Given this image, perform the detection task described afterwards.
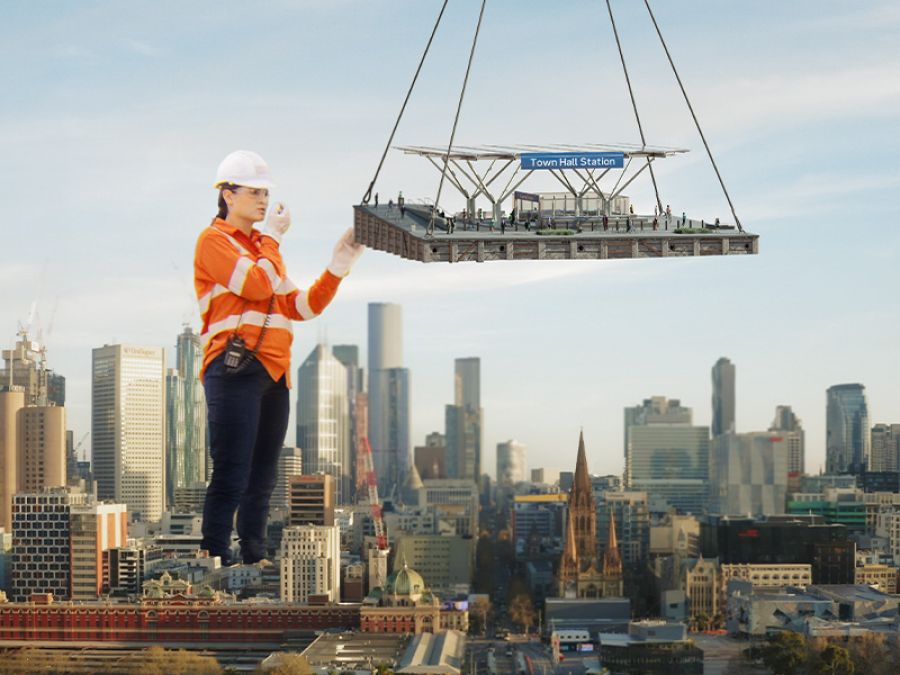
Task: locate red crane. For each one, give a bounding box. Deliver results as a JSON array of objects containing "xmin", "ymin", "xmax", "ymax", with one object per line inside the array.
[{"xmin": 360, "ymin": 436, "xmax": 388, "ymax": 551}]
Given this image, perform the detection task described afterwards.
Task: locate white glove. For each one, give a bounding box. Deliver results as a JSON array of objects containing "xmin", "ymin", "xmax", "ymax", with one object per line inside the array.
[
  {"xmin": 259, "ymin": 202, "xmax": 291, "ymax": 243},
  {"xmin": 328, "ymin": 227, "xmax": 365, "ymax": 278}
]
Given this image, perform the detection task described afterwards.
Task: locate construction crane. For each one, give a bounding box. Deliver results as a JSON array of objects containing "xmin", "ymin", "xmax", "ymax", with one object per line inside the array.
[
  {"xmin": 73, "ymin": 432, "xmax": 89, "ymax": 463},
  {"xmin": 359, "ymin": 436, "xmax": 388, "ymax": 551}
]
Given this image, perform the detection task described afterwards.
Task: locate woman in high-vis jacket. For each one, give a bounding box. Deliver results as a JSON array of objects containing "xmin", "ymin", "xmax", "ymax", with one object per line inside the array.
[{"xmin": 194, "ymin": 150, "xmax": 363, "ymax": 565}]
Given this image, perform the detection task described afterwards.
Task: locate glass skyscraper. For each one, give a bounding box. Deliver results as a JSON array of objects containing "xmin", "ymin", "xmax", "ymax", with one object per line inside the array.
[
  {"xmin": 367, "ymin": 303, "xmax": 410, "ymax": 498},
  {"xmin": 165, "ymin": 327, "xmax": 207, "ymax": 508},
  {"xmin": 711, "ymin": 357, "xmax": 735, "ymax": 437},
  {"xmin": 445, "ymin": 357, "xmax": 482, "ymax": 482},
  {"xmin": 92, "ymin": 344, "xmax": 165, "ymax": 522},
  {"xmin": 296, "ymin": 344, "xmax": 351, "ymax": 504},
  {"xmin": 826, "ymin": 383, "xmax": 869, "ymax": 475},
  {"xmin": 624, "ymin": 397, "xmax": 710, "ymax": 515}
]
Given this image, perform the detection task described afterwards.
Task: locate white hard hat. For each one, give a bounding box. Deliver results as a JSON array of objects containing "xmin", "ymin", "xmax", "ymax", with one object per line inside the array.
[{"xmin": 214, "ymin": 150, "xmax": 276, "ymax": 189}]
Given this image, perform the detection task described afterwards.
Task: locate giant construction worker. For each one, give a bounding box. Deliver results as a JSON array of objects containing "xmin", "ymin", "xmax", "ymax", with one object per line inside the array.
[{"xmin": 194, "ymin": 150, "xmax": 363, "ymax": 565}]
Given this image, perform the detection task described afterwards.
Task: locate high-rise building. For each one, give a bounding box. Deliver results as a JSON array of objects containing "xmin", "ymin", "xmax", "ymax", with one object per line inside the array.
[
  {"xmin": 870, "ymin": 424, "xmax": 900, "ymax": 473},
  {"xmin": 1, "ymin": 333, "xmax": 64, "ymax": 407},
  {"xmin": 297, "ymin": 344, "xmax": 351, "ymax": 504},
  {"xmin": 367, "ymin": 303, "xmax": 410, "ymax": 498},
  {"xmin": 273, "ymin": 447, "xmax": 303, "ymax": 511},
  {"xmin": 445, "ymin": 358, "xmax": 482, "ymax": 482},
  {"xmin": 497, "ymin": 439, "xmax": 527, "ymax": 486},
  {"xmin": 826, "ymin": 384, "xmax": 870, "ymax": 475},
  {"xmin": 769, "ymin": 405, "xmax": 805, "ymax": 479},
  {"xmin": 333, "ymin": 344, "xmax": 364, "ymax": 504},
  {"xmin": 280, "ymin": 524, "xmax": 341, "ymax": 602},
  {"xmin": 711, "ymin": 357, "xmax": 736, "ymax": 437},
  {"xmin": 165, "ymin": 327, "xmax": 207, "ymax": 507},
  {"xmin": 92, "ymin": 345, "xmax": 166, "ymax": 522},
  {"xmin": 710, "ymin": 433, "xmax": 789, "ymax": 516},
  {"xmin": 417, "ymin": 479, "xmax": 480, "ymax": 538},
  {"xmin": 0, "ymin": 389, "xmax": 25, "ymax": 531},
  {"xmin": 597, "ymin": 491, "xmax": 650, "ymax": 566},
  {"xmin": 10, "ymin": 486, "xmax": 90, "ymax": 601},
  {"xmin": 625, "ymin": 397, "xmax": 710, "ymax": 515},
  {"xmin": 414, "ymin": 432, "xmax": 446, "ymax": 480},
  {"xmin": 69, "ymin": 502, "xmax": 128, "ymax": 600},
  {"xmin": 17, "ymin": 405, "xmax": 66, "ymax": 492},
  {"xmin": 288, "ymin": 474, "xmax": 335, "ymax": 527}
]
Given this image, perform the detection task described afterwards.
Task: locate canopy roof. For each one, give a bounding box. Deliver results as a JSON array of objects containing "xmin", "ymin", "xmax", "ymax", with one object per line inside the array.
[{"xmin": 395, "ymin": 142, "xmax": 688, "ymax": 161}]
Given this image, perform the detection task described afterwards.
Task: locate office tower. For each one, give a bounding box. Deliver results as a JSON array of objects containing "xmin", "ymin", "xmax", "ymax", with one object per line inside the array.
[
  {"xmin": 288, "ymin": 474, "xmax": 335, "ymax": 526},
  {"xmin": 280, "ymin": 524, "xmax": 341, "ymax": 602},
  {"xmin": 414, "ymin": 432, "xmax": 447, "ymax": 480},
  {"xmin": 710, "ymin": 433, "xmax": 789, "ymax": 516},
  {"xmin": 497, "ymin": 439, "xmax": 527, "ymax": 486},
  {"xmin": 445, "ymin": 357, "xmax": 483, "ymax": 482},
  {"xmin": 418, "ymin": 479, "xmax": 480, "ymax": 537},
  {"xmin": 367, "ymin": 303, "xmax": 411, "ymax": 498},
  {"xmin": 92, "ymin": 344, "xmax": 166, "ymax": 522},
  {"xmin": 769, "ymin": 405, "xmax": 806, "ymax": 477},
  {"xmin": 10, "ymin": 487, "xmax": 90, "ymax": 601},
  {"xmin": 273, "ymin": 447, "xmax": 303, "ymax": 511},
  {"xmin": 69, "ymin": 502, "xmax": 128, "ymax": 600},
  {"xmin": 711, "ymin": 357, "xmax": 735, "ymax": 437},
  {"xmin": 17, "ymin": 405, "xmax": 66, "ymax": 492},
  {"xmin": 1, "ymin": 333, "xmax": 64, "ymax": 407},
  {"xmin": 870, "ymin": 424, "xmax": 900, "ymax": 473},
  {"xmin": 0, "ymin": 389, "xmax": 24, "ymax": 531},
  {"xmin": 597, "ymin": 490, "xmax": 650, "ymax": 566},
  {"xmin": 624, "ymin": 397, "xmax": 710, "ymax": 515},
  {"xmin": 333, "ymin": 344, "xmax": 364, "ymax": 504},
  {"xmin": 826, "ymin": 384, "xmax": 870, "ymax": 475},
  {"xmin": 297, "ymin": 344, "xmax": 351, "ymax": 504},
  {"xmin": 165, "ymin": 327, "xmax": 207, "ymax": 507}
]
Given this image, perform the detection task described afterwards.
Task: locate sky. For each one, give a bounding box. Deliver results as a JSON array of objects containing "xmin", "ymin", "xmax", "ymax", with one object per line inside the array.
[{"xmin": 2, "ymin": 1, "xmax": 900, "ymax": 479}]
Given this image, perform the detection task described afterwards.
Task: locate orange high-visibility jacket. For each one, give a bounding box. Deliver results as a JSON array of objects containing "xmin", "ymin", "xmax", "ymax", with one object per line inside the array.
[{"xmin": 194, "ymin": 218, "xmax": 341, "ymax": 385}]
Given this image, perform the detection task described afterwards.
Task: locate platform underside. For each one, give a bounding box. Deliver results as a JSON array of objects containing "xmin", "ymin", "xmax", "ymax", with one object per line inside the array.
[{"xmin": 354, "ymin": 205, "xmax": 758, "ymax": 264}]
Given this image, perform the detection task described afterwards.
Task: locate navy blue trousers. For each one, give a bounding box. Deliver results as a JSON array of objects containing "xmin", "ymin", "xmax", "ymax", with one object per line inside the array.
[{"xmin": 201, "ymin": 354, "xmax": 289, "ymax": 564}]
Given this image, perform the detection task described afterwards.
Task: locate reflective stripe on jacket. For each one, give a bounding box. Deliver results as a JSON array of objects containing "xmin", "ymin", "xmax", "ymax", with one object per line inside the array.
[{"xmin": 194, "ymin": 218, "xmax": 341, "ymax": 386}]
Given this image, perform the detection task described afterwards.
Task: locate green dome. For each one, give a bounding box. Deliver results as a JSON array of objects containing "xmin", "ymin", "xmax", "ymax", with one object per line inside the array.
[{"xmin": 387, "ymin": 560, "xmax": 425, "ymax": 597}]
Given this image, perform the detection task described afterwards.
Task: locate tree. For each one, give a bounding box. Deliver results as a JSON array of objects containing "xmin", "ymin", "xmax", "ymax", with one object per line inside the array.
[
  {"xmin": 845, "ymin": 633, "xmax": 890, "ymax": 675},
  {"xmin": 0, "ymin": 649, "xmax": 70, "ymax": 675},
  {"xmin": 123, "ymin": 647, "xmax": 221, "ymax": 675},
  {"xmin": 509, "ymin": 593, "xmax": 535, "ymax": 636},
  {"xmin": 255, "ymin": 653, "xmax": 314, "ymax": 675},
  {"xmin": 694, "ymin": 612, "xmax": 710, "ymax": 633},
  {"xmin": 469, "ymin": 595, "xmax": 492, "ymax": 637},
  {"xmin": 759, "ymin": 632, "xmax": 807, "ymax": 675},
  {"xmin": 818, "ymin": 645, "xmax": 855, "ymax": 675}
]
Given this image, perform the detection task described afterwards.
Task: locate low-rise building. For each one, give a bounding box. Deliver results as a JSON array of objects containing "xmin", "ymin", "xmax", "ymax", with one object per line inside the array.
[
  {"xmin": 598, "ymin": 621, "xmax": 702, "ymax": 675},
  {"xmin": 360, "ymin": 560, "xmax": 468, "ymax": 634}
]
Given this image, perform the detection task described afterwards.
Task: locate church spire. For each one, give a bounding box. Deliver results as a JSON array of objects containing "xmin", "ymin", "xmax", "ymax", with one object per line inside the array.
[
  {"xmin": 603, "ymin": 509, "xmax": 622, "ymax": 576},
  {"xmin": 574, "ymin": 429, "xmax": 591, "ymax": 495}
]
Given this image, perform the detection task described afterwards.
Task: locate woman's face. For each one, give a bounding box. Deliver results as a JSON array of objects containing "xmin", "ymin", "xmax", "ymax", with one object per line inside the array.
[{"xmin": 224, "ymin": 186, "xmax": 270, "ymax": 223}]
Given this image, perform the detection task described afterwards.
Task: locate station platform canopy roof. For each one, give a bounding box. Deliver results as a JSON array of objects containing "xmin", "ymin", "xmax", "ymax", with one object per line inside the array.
[{"xmin": 395, "ymin": 142, "xmax": 688, "ymax": 161}]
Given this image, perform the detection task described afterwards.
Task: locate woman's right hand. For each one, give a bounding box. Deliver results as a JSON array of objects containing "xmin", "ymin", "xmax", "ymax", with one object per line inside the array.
[{"xmin": 260, "ymin": 202, "xmax": 291, "ymax": 243}]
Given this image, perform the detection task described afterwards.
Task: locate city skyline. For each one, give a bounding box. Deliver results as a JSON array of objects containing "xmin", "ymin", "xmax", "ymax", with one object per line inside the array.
[{"xmin": 4, "ymin": 1, "xmax": 900, "ymax": 478}]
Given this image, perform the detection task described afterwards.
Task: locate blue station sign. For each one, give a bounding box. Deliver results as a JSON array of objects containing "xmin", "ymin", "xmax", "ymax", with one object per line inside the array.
[{"xmin": 520, "ymin": 151, "xmax": 625, "ymax": 170}]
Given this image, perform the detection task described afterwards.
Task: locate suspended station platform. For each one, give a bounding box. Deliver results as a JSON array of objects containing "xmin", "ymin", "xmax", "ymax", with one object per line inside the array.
[
  {"xmin": 354, "ymin": 203, "xmax": 758, "ymax": 264},
  {"xmin": 354, "ymin": 144, "xmax": 758, "ymax": 264}
]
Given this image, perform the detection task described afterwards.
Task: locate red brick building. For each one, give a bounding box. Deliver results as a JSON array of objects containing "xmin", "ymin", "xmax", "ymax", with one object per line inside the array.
[{"xmin": 0, "ymin": 589, "xmax": 359, "ymax": 643}]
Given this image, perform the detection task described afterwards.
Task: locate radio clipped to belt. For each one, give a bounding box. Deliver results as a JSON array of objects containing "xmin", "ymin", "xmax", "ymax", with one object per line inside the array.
[{"xmin": 223, "ymin": 295, "xmax": 275, "ymax": 375}]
